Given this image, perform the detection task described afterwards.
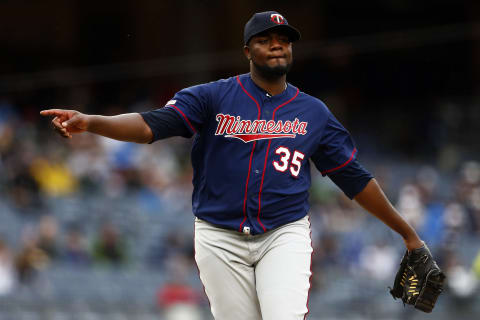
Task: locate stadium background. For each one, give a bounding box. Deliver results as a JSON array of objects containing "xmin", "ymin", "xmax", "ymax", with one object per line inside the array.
[{"xmin": 0, "ymin": 0, "xmax": 479, "ymax": 319}]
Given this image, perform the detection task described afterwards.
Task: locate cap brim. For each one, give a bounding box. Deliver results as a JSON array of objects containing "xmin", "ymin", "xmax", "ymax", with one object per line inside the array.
[{"xmin": 246, "ymin": 25, "xmax": 301, "ymax": 44}]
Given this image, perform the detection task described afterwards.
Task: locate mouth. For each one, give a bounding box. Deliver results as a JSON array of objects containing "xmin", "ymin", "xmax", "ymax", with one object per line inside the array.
[{"xmin": 268, "ymin": 55, "xmax": 286, "ymax": 60}]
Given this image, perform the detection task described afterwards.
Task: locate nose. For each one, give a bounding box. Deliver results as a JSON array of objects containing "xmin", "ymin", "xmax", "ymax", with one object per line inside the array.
[{"xmin": 270, "ymin": 37, "xmax": 282, "ymax": 50}]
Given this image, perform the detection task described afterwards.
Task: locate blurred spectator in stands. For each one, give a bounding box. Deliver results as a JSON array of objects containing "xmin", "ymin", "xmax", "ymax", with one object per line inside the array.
[
  {"xmin": 5, "ymin": 161, "xmax": 42, "ymax": 215},
  {"xmin": 36, "ymin": 215, "xmax": 60, "ymax": 260},
  {"xmin": 148, "ymin": 230, "xmax": 194, "ymax": 269},
  {"xmin": 0, "ymin": 237, "xmax": 15, "ymax": 295},
  {"xmin": 442, "ymin": 202, "xmax": 467, "ymax": 248},
  {"xmin": 66, "ymin": 133, "xmax": 110, "ymax": 195},
  {"xmin": 358, "ymin": 241, "xmax": 396, "ymax": 280},
  {"xmin": 2, "ymin": 128, "xmax": 44, "ymax": 215},
  {"xmin": 467, "ymin": 186, "xmax": 480, "ymax": 234},
  {"xmin": 312, "ymin": 233, "xmax": 340, "ymax": 269},
  {"xmin": 416, "ymin": 166, "xmax": 440, "ymax": 204},
  {"xmin": 92, "ymin": 222, "xmax": 128, "ymax": 266},
  {"xmin": 456, "ymin": 161, "xmax": 480, "ymax": 201},
  {"xmin": 473, "ymin": 249, "xmax": 480, "ymax": 279},
  {"xmin": 396, "ymin": 183, "xmax": 425, "ymax": 230},
  {"xmin": 456, "ymin": 161, "xmax": 480, "ymax": 234},
  {"xmin": 157, "ymin": 255, "xmax": 203, "ymax": 320},
  {"xmin": 415, "ymin": 167, "xmax": 446, "ymax": 247},
  {"xmin": 0, "ymin": 99, "xmax": 16, "ymax": 158},
  {"xmin": 96, "ymin": 136, "xmax": 144, "ymax": 199},
  {"xmin": 315, "ymin": 192, "xmax": 365, "ymax": 234},
  {"xmin": 310, "ymin": 232, "xmax": 340, "ymax": 290},
  {"xmin": 444, "ymin": 250, "xmax": 478, "ymax": 311},
  {"xmin": 30, "ymin": 149, "xmax": 77, "ymax": 197},
  {"xmin": 15, "ymin": 226, "xmax": 49, "ymax": 285},
  {"xmin": 165, "ymin": 231, "xmax": 194, "ymax": 260},
  {"xmin": 62, "ymin": 224, "xmax": 91, "ymax": 267}
]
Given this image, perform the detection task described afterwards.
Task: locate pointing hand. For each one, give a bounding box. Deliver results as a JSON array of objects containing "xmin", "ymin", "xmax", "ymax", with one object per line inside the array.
[{"xmin": 40, "ymin": 109, "xmax": 89, "ymax": 138}]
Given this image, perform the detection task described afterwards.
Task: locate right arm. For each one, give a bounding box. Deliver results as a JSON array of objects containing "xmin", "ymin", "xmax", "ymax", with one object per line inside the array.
[{"xmin": 40, "ymin": 109, "xmax": 153, "ymax": 143}]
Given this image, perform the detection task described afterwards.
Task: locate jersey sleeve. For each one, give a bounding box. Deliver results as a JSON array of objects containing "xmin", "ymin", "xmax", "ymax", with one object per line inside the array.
[
  {"xmin": 140, "ymin": 107, "xmax": 193, "ymax": 143},
  {"xmin": 327, "ymin": 159, "xmax": 373, "ymax": 199},
  {"xmin": 163, "ymin": 83, "xmax": 213, "ymax": 135},
  {"xmin": 310, "ymin": 108, "xmax": 358, "ymax": 176},
  {"xmin": 311, "ymin": 107, "xmax": 374, "ymax": 198}
]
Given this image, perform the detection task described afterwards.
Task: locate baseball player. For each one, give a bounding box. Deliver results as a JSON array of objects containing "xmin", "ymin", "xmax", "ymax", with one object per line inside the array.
[{"xmin": 41, "ymin": 11, "xmax": 442, "ymax": 320}]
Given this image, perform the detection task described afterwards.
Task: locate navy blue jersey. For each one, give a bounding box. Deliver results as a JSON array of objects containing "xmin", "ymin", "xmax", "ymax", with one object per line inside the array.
[{"xmin": 143, "ymin": 73, "xmax": 371, "ymax": 235}]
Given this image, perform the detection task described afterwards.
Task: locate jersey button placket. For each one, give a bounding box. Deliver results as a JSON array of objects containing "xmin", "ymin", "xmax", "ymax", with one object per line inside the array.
[
  {"xmin": 262, "ymin": 96, "xmax": 272, "ymax": 119},
  {"xmin": 246, "ymin": 96, "xmax": 268, "ymax": 232},
  {"xmin": 251, "ymin": 97, "xmax": 272, "ymax": 234}
]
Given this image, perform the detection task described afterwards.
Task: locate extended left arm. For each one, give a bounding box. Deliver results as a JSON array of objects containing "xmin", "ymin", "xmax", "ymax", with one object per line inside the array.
[
  {"xmin": 354, "ymin": 178, "xmax": 424, "ymax": 251},
  {"xmin": 355, "ymin": 179, "xmax": 445, "ymax": 311}
]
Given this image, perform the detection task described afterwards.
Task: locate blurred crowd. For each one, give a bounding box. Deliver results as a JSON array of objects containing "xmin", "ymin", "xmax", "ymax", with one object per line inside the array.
[
  {"xmin": 309, "ymin": 161, "xmax": 480, "ymax": 297},
  {"xmin": 1, "ymin": 98, "xmax": 480, "ymax": 317}
]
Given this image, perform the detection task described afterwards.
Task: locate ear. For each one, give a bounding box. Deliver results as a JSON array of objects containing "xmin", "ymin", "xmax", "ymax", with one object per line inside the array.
[{"xmin": 243, "ymin": 45, "xmax": 251, "ymax": 60}]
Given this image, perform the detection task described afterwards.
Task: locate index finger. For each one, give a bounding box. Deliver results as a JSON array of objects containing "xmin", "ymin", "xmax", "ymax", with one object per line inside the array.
[{"xmin": 40, "ymin": 109, "xmax": 68, "ymax": 117}]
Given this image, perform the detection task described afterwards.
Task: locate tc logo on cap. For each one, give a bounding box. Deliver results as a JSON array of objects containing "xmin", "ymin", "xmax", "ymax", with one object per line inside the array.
[{"xmin": 270, "ymin": 13, "xmax": 285, "ymax": 25}]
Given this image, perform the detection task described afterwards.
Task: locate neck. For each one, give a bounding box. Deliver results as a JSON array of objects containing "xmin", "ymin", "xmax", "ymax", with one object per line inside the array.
[{"xmin": 250, "ymin": 67, "xmax": 287, "ymax": 96}]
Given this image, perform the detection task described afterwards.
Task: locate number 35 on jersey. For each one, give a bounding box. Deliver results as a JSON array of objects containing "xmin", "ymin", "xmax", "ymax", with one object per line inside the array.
[{"xmin": 273, "ymin": 147, "xmax": 305, "ymax": 178}]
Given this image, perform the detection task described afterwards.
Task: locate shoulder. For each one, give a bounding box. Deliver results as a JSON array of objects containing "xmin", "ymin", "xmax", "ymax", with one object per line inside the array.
[{"xmin": 298, "ymin": 90, "xmax": 328, "ymax": 108}]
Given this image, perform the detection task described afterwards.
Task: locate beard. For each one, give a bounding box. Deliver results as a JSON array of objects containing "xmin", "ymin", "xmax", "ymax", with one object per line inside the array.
[{"xmin": 252, "ymin": 59, "xmax": 292, "ymax": 80}]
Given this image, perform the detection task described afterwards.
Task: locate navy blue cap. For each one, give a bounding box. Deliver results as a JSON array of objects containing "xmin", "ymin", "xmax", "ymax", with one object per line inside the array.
[{"xmin": 244, "ymin": 11, "xmax": 301, "ymax": 45}]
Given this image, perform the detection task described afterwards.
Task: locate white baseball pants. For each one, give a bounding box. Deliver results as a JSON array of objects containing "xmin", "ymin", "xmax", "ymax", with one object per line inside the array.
[{"xmin": 194, "ymin": 215, "xmax": 313, "ymax": 320}]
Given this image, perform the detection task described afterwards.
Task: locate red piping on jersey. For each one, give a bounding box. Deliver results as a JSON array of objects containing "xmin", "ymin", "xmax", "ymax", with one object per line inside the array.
[
  {"xmin": 171, "ymin": 105, "xmax": 197, "ymax": 134},
  {"xmin": 237, "ymin": 75, "xmax": 261, "ymax": 232},
  {"xmin": 271, "ymin": 88, "xmax": 300, "ymax": 119},
  {"xmin": 320, "ymin": 147, "xmax": 357, "ymax": 175},
  {"xmin": 240, "ymin": 141, "xmax": 257, "ymax": 232},
  {"xmin": 257, "ymin": 88, "xmax": 300, "ymax": 232}
]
